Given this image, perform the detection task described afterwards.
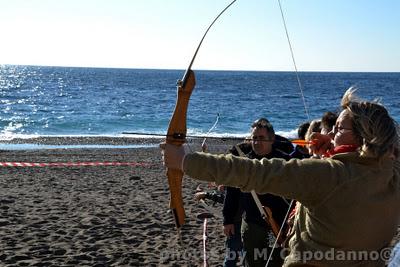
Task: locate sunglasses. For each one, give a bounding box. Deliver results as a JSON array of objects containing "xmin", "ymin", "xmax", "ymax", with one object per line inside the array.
[{"xmin": 332, "ymin": 125, "xmax": 353, "ymax": 134}]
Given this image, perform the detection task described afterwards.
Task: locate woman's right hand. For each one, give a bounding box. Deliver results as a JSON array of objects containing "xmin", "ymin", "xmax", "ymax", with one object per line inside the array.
[{"xmin": 309, "ymin": 132, "xmax": 333, "ymax": 156}]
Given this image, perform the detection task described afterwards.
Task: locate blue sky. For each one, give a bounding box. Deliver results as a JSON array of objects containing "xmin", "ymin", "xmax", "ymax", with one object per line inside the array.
[{"xmin": 1, "ymin": 0, "xmax": 399, "ymax": 72}]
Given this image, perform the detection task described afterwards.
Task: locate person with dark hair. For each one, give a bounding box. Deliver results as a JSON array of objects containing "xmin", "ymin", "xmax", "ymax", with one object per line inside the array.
[
  {"xmin": 290, "ymin": 121, "xmax": 311, "ymax": 159},
  {"xmin": 222, "ymin": 118, "xmax": 290, "ymax": 267},
  {"xmin": 321, "ymin": 111, "xmax": 338, "ymax": 135},
  {"xmin": 298, "ymin": 121, "xmax": 310, "ymax": 140},
  {"xmin": 162, "ymin": 87, "xmax": 400, "ymax": 267}
]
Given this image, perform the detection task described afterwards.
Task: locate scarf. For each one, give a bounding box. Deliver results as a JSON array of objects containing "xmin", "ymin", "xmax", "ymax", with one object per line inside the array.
[{"xmin": 326, "ymin": 144, "xmax": 359, "ymax": 157}]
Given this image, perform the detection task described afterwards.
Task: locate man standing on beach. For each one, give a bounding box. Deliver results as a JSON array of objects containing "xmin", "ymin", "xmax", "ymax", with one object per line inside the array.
[{"xmin": 223, "ymin": 118, "xmax": 291, "ymax": 267}]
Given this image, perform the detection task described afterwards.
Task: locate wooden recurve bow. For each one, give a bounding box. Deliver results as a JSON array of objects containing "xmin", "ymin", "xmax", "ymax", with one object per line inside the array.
[{"xmin": 165, "ymin": 0, "xmax": 237, "ymax": 230}]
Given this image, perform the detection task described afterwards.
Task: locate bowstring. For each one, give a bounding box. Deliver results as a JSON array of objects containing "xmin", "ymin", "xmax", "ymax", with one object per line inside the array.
[
  {"xmin": 277, "ymin": 0, "xmax": 310, "ymax": 122},
  {"xmin": 201, "ymin": 113, "xmax": 220, "ymax": 152},
  {"xmin": 265, "ymin": 1, "xmax": 311, "ymax": 266},
  {"xmin": 185, "ymin": 113, "xmax": 220, "ymax": 153}
]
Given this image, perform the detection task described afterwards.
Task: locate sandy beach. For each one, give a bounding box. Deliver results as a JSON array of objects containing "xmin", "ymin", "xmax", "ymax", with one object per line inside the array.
[
  {"xmin": 0, "ymin": 137, "xmax": 399, "ymax": 266},
  {"xmin": 0, "ymin": 137, "xmax": 231, "ymax": 266}
]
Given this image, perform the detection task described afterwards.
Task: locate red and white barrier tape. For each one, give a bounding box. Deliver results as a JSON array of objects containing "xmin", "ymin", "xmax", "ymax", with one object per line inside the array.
[{"xmin": 0, "ymin": 162, "xmax": 151, "ymax": 167}]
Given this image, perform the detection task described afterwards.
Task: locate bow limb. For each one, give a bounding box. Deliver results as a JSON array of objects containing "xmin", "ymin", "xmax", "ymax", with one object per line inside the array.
[
  {"xmin": 165, "ymin": 0, "xmax": 237, "ymax": 230},
  {"xmin": 166, "ymin": 70, "xmax": 196, "ymax": 229}
]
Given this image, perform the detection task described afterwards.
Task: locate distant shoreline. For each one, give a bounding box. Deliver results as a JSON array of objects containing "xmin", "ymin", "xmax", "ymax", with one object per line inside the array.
[
  {"xmin": 0, "ymin": 136, "xmax": 164, "ymax": 146},
  {"xmin": 0, "ymin": 136, "xmax": 237, "ymax": 153}
]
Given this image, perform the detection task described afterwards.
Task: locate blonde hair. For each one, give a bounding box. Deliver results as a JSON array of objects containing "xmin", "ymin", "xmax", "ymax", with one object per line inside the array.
[{"xmin": 341, "ymin": 87, "xmax": 399, "ymax": 159}]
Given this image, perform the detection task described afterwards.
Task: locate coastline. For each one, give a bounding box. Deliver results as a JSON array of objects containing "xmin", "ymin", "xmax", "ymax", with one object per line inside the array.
[
  {"xmin": 0, "ymin": 136, "xmax": 164, "ymax": 145},
  {"xmin": 0, "ymin": 136, "xmax": 238, "ymax": 154}
]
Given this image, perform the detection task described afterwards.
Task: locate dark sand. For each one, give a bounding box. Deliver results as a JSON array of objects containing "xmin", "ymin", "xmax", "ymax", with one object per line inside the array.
[
  {"xmin": 0, "ymin": 137, "xmax": 231, "ymax": 266},
  {"xmin": 0, "ymin": 137, "xmax": 398, "ymax": 266}
]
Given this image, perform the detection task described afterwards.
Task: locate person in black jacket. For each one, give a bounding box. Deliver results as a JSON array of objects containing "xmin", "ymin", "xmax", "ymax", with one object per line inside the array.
[{"xmin": 223, "ymin": 118, "xmax": 291, "ymax": 267}]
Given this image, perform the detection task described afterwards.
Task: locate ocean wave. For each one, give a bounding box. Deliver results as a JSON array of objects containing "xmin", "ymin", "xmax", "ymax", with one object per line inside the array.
[{"xmin": 0, "ymin": 128, "xmax": 299, "ymax": 141}]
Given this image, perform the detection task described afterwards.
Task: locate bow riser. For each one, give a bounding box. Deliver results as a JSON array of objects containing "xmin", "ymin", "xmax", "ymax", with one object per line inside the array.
[{"xmin": 166, "ymin": 70, "xmax": 196, "ymax": 228}]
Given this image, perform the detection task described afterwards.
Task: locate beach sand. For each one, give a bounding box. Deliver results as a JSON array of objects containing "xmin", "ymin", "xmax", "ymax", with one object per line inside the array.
[
  {"xmin": 0, "ymin": 137, "xmax": 230, "ymax": 266},
  {"xmin": 0, "ymin": 137, "xmax": 399, "ymax": 266}
]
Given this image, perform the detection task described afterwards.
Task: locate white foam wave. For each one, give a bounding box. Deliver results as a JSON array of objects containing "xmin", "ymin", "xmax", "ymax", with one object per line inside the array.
[{"xmin": 0, "ymin": 128, "xmax": 299, "ymax": 140}]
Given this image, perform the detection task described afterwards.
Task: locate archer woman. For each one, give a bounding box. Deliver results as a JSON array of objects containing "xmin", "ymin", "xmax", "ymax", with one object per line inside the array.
[{"xmin": 162, "ymin": 87, "xmax": 400, "ymax": 267}]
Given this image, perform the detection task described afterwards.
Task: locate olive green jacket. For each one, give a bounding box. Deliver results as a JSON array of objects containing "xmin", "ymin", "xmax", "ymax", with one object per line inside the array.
[{"xmin": 183, "ymin": 151, "xmax": 400, "ymax": 266}]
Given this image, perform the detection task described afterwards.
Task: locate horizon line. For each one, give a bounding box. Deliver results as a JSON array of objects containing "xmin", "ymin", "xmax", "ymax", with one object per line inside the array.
[{"xmin": 1, "ymin": 63, "xmax": 399, "ymax": 74}]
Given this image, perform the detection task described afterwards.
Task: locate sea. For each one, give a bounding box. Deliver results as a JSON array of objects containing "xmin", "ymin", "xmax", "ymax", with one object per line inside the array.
[{"xmin": 1, "ymin": 65, "xmax": 399, "ymax": 146}]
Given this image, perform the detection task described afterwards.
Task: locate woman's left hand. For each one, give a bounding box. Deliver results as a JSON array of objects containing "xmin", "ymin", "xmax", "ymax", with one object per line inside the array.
[{"xmin": 160, "ymin": 143, "xmax": 187, "ymax": 171}]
